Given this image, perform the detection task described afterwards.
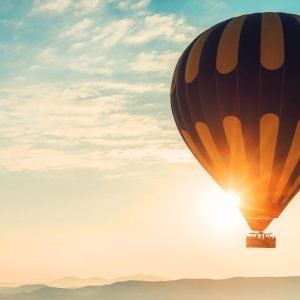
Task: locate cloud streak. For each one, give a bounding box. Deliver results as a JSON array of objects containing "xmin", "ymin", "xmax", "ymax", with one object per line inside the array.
[
  {"xmin": 61, "ymin": 18, "xmax": 93, "ymax": 38},
  {"xmin": 0, "ymin": 0, "xmax": 197, "ymax": 173},
  {"xmin": 0, "ymin": 81, "xmax": 184, "ymax": 171},
  {"xmin": 32, "ymin": 0, "xmax": 72, "ymax": 13},
  {"xmin": 125, "ymin": 14, "xmax": 196, "ymax": 44},
  {"xmin": 118, "ymin": 0, "xmax": 151, "ymax": 10},
  {"xmin": 131, "ymin": 51, "xmax": 180, "ymax": 73},
  {"xmin": 32, "ymin": 0, "xmax": 106, "ymax": 14}
]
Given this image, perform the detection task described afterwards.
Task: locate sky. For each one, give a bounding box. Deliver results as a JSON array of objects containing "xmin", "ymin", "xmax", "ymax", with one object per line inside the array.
[{"xmin": 0, "ymin": 0, "xmax": 299, "ymax": 283}]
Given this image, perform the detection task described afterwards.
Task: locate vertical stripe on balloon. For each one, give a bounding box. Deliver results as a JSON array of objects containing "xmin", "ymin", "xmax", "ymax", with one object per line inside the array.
[
  {"xmin": 216, "ymin": 15, "xmax": 246, "ymax": 74},
  {"xmin": 281, "ymin": 177, "xmax": 300, "ymax": 205},
  {"xmin": 185, "ymin": 28, "xmax": 214, "ymax": 83},
  {"xmin": 261, "ymin": 13, "xmax": 284, "ymax": 70},
  {"xmin": 195, "ymin": 122, "xmax": 227, "ymax": 185},
  {"xmin": 259, "ymin": 114, "xmax": 279, "ymax": 203},
  {"xmin": 273, "ymin": 121, "xmax": 300, "ymax": 203},
  {"xmin": 223, "ymin": 116, "xmax": 249, "ymax": 191},
  {"xmin": 181, "ymin": 130, "xmax": 222, "ymax": 185}
]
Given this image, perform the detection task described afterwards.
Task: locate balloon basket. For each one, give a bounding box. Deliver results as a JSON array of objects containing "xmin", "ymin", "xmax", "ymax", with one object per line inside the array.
[{"xmin": 246, "ymin": 232, "xmax": 276, "ymax": 248}]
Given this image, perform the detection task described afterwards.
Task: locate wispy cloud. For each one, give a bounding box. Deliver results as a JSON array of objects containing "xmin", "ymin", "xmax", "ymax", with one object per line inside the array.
[
  {"xmin": 70, "ymin": 42, "xmax": 86, "ymax": 49},
  {"xmin": 91, "ymin": 19, "xmax": 134, "ymax": 48},
  {"xmin": 125, "ymin": 14, "xmax": 196, "ymax": 44},
  {"xmin": 0, "ymin": 0, "xmax": 197, "ymax": 173},
  {"xmin": 74, "ymin": 0, "xmax": 105, "ymax": 12},
  {"xmin": 32, "ymin": 0, "xmax": 105, "ymax": 14},
  {"xmin": 0, "ymin": 19, "xmax": 24, "ymax": 28},
  {"xmin": 61, "ymin": 18, "xmax": 93, "ymax": 38},
  {"xmin": 92, "ymin": 81, "xmax": 168, "ymax": 93},
  {"xmin": 38, "ymin": 48, "xmax": 57, "ymax": 62},
  {"xmin": 32, "ymin": 0, "xmax": 72, "ymax": 14},
  {"xmin": 131, "ymin": 51, "xmax": 180, "ymax": 73},
  {"xmin": 134, "ymin": 0, "xmax": 151, "ymax": 9},
  {"xmin": 118, "ymin": 0, "xmax": 151, "ymax": 10},
  {"xmin": 0, "ymin": 81, "xmax": 179, "ymax": 172}
]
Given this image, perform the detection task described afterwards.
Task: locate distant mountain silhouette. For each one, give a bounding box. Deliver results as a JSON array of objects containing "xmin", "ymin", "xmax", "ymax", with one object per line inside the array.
[
  {"xmin": 0, "ymin": 277, "xmax": 300, "ymax": 299},
  {"xmin": 47, "ymin": 274, "xmax": 168, "ymax": 288},
  {"xmin": 47, "ymin": 276, "xmax": 108, "ymax": 288},
  {"xmin": 0, "ymin": 285, "xmax": 46, "ymax": 295},
  {"xmin": 0, "ymin": 275, "xmax": 167, "ymax": 289},
  {"xmin": 0, "ymin": 282, "xmax": 29, "ymax": 288}
]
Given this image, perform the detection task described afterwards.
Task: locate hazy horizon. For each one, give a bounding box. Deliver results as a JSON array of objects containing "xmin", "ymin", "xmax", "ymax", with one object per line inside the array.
[
  {"xmin": 0, "ymin": 0, "xmax": 299, "ymax": 283},
  {"xmin": 1, "ymin": 277, "xmax": 300, "ymax": 300},
  {"xmin": 2, "ymin": 273, "xmax": 300, "ymax": 287}
]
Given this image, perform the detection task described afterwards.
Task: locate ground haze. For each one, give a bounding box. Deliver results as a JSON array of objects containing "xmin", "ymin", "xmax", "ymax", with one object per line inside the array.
[{"xmin": 0, "ymin": 277, "xmax": 299, "ymax": 300}]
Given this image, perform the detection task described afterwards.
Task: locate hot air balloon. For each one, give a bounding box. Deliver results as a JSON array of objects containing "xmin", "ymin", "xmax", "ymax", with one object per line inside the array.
[{"xmin": 171, "ymin": 12, "xmax": 300, "ymax": 248}]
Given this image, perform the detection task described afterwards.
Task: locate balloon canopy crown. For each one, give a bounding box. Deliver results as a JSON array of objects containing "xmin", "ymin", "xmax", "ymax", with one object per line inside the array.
[{"xmin": 246, "ymin": 232, "xmax": 276, "ymax": 248}]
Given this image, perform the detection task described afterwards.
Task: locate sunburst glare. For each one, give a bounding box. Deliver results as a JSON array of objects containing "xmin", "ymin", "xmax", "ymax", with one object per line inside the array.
[{"xmin": 199, "ymin": 186, "xmax": 245, "ymax": 233}]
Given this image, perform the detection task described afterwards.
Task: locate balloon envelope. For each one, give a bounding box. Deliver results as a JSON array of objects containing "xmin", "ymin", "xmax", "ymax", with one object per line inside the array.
[{"xmin": 171, "ymin": 12, "xmax": 300, "ymax": 231}]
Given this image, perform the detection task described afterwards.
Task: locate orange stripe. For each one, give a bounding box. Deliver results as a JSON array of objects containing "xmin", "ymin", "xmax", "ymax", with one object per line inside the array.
[
  {"xmin": 195, "ymin": 122, "xmax": 227, "ymax": 184},
  {"xmin": 261, "ymin": 13, "xmax": 284, "ymax": 70},
  {"xmin": 181, "ymin": 130, "xmax": 211, "ymax": 171},
  {"xmin": 185, "ymin": 28, "xmax": 213, "ymax": 83},
  {"xmin": 273, "ymin": 121, "xmax": 300, "ymax": 203},
  {"xmin": 181, "ymin": 129, "xmax": 223, "ymax": 186},
  {"xmin": 281, "ymin": 176, "xmax": 300, "ymax": 205},
  {"xmin": 260, "ymin": 114, "xmax": 279, "ymax": 203},
  {"xmin": 216, "ymin": 15, "xmax": 246, "ymax": 74},
  {"xmin": 223, "ymin": 116, "xmax": 249, "ymax": 190}
]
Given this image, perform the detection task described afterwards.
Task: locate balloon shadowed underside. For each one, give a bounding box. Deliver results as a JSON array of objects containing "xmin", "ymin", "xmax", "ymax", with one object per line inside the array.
[{"xmin": 171, "ymin": 12, "xmax": 300, "ymax": 232}]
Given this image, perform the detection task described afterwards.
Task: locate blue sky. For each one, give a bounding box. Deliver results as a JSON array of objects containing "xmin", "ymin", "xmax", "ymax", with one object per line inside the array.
[
  {"xmin": 1, "ymin": 0, "xmax": 299, "ymax": 172},
  {"xmin": 0, "ymin": 0, "xmax": 300, "ymax": 283}
]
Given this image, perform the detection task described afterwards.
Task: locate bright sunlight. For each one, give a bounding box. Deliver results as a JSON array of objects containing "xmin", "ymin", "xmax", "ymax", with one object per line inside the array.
[{"xmin": 200, "ymin": 186, "xmax": 245, "ymax": 233}]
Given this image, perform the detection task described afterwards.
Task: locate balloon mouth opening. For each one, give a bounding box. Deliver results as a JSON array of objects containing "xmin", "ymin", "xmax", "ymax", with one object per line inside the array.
[{"xmin": 246, "ymin": 217, "xmax": 274, "ymax": 232}]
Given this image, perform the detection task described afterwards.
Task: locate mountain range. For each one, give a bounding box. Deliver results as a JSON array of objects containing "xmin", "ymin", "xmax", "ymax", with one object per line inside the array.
[
  {"xmin": 46, "ymin": 274, "xmax": 167, "ymax": 288},
  {"xmin": 0, "ymin": 277, "xmax": 299, "ymax": 300},
  {"xmin": 0, "ymin": 275, "xmax": 167, "ymax": 289}
]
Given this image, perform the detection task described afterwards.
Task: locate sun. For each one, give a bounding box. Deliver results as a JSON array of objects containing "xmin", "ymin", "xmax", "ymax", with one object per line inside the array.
[{"xmin": 199, "ymin": 186, "xmax": 245, "ymax": 233}]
